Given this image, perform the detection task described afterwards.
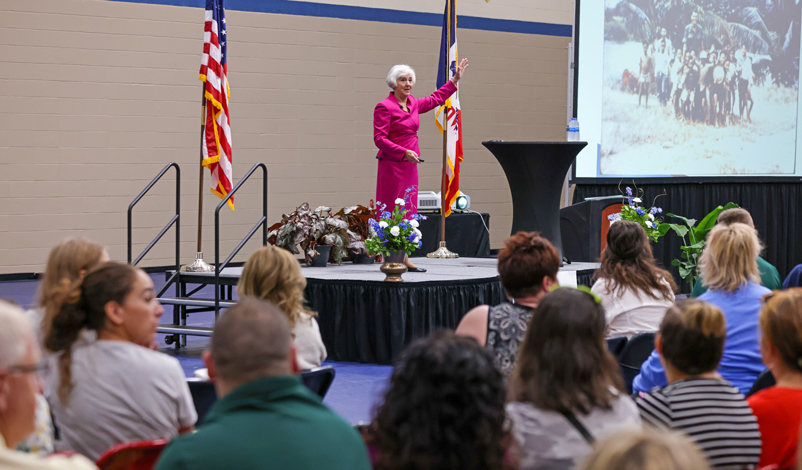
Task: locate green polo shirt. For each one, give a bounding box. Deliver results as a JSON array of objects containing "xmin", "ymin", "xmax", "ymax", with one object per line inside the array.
[
  {"xmin": 154, "ymin": 375, "xmax": 371, "ymax": 470},
  {"xmin": 690, "ymin": 257, "xmax": 783, "ymax": 297}
]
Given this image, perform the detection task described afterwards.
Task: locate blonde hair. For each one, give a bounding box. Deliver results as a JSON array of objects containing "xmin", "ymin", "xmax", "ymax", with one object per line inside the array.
[
  {"xmin": 580, "ymin": 429, "xmax": 711, "ymax": 470},
  {"xmin": 699, "ymin": 223, "xmax": 761, "ymax": 292},
  {"xmin": 237, "ymin": 246, "xmax": 315, "ymax": 327},
  {"xmin": 39, "ymin": 239, "xmax": 106, "ymax": 338},
  {"xmin": 760, "ymin": 288, "xmax": 802, "ymax": 373}
]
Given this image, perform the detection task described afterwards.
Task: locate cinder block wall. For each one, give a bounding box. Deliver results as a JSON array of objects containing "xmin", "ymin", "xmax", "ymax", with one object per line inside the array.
[{"xmin": 0, "ymin": 0, "xmax": 572, "ymax": 274}]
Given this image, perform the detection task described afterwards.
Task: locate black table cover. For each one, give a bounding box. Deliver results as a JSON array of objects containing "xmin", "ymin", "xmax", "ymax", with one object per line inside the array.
[{"xmin": 414, "ymin": 212, "xmax": 491, "ymax": 258}]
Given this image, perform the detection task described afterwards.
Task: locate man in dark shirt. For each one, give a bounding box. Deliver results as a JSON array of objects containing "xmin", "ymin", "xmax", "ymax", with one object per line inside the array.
[
  {"xmin": 154, "ymin": 298, "xmax": 371, "ymax": 470},
  {"xmin": 683, "ymin": 11, "xmax": 705, "ymax": 56}
]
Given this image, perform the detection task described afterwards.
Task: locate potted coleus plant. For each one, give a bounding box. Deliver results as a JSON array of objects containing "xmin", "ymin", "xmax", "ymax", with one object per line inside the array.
[
  {"xmin": 267, "ymin": 203, "xmax": 336, "ymax": 267},
  {"xmin": 334, "ymin": 203, "xmax": 377, "ymax": 263}
]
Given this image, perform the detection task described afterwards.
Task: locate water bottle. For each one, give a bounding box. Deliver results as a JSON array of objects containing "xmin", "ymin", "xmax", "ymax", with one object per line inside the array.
[{"xmin": 567, "ymin": 117, "xmax": 580, "ymax": 141}]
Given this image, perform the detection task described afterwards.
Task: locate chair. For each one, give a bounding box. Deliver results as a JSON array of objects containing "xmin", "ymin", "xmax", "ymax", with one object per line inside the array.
[
  {"xmin": 300, "ymin": 365, "xmax": 336, "ymax": 399},
  {"xmin": 96, "ymin": 439, "xmax": 169, "ymax": 470},
  {"xmin": 187, "ymin": 378, "xmax": 218, "ymax": 425},
  {"xmin": 606, "ymin": 336, "xmax": 628, "ymax": 359},
  {"xmin": 617, "ymin": 332, "xmax": 656, "ymax": 394},
  {"xmin": 746, "ymin": 369, "xmax": 776, "ymax": 397}
]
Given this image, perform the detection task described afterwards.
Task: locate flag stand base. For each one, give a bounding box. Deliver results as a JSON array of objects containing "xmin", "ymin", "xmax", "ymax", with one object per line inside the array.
[
  {"xmin": 427, "ymin": 241, "xmax": 459, "ymax": 259},
  {"xmin": 181, "ymin": 252, "xmax": 214, "ymax": 272}
]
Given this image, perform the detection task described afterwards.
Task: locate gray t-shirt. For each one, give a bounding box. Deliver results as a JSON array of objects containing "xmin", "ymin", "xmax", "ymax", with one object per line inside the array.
[
  {"xmin": 46, "ymin": 340, "xmax": 197, "ymax": 461},
  {"xmin": 507, "ymin": 394, "xmax": 642, "ymax": 470}
]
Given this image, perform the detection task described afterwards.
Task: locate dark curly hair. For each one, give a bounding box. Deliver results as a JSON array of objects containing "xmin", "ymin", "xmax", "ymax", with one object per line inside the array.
[{"xmin": 369, "ymin": 331, "xmax": 513, "ymax": 470}]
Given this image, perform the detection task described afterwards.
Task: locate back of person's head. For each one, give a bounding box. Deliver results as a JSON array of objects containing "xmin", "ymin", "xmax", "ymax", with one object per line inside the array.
[
  {"xmin": 210, "ymin": 297, "xmax": 294, "ymax": 388},
  {"xmin": 370, "ymin": 331, "xmax": 510, "ymax": 470},
  {"xmin": 595, "ymin": 220, "xmax": 676, "ymax": 301},
  {"xmin": 237, "ymin": 246, "xmax": 313, "ymax": 327},
  {"xmin": 717, "ymin": 208, "xmax": 754, "ymax": 228},
  {"xmin": 760, "ymin": 288, "xmax": 802, "ymax": 374},
  {"xmin": 0, "ymin": 301, "xmax": 40, "ymax": 448},
  {"xmin": 497, "ymin": 232, "xmax": 560, "ymax": 298},
  {"xmin": 39, "ymin": 239, "xmax": 107, "ymax": 330},
  {"xmin": 658, "ymin": 300, "xmax": 726, "ymax": 375},
  {"xmin": 699, "ymin": 223, "xmax": 761, "ymax": 292},
  {"xmin": 44, "ymin": 262, "xmax": 140, "ymax": 404},
  {"xmin": 580, "ymin": 428, "xmax": 711, "ymax": 470},
  {"xmin": 509, "ymin": 288, "xmax": 623, "ymax": 415}
]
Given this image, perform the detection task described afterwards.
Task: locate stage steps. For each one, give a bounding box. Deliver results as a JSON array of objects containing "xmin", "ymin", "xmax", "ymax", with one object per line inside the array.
[
  {"xmin": 158, "ymin": 297, "xmax": 235, "ymax": 308},
  {"xmin": 157, "ymin": 325, "xmax": 214, "ymax": 337}
]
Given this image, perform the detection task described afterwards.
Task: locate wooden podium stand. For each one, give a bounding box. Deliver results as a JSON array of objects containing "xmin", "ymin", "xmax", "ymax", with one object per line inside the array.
[{"xmin": 482, "ymin": 141, "xmax": 587, "ymax": 259}]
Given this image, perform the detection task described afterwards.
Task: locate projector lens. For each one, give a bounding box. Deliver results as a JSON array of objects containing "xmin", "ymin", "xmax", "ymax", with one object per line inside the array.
[{"xmin": 456, "ymin": 196, "xmax": 468, "ymax": 210}]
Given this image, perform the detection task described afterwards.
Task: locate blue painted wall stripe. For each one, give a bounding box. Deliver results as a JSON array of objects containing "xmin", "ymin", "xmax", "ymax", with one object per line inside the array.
[{"xmin": 107, "ymin": 0, "xmax": 573, "ymax": 37}]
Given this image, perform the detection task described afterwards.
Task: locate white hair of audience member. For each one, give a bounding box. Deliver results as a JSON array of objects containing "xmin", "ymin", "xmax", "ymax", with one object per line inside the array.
[
  {"xmin": 0, "ymin": 301, "xmax": 33, "ymax": 368},
  {"xmin": 386, "ymin": 64, "xmax": 416, "ymax": 89}
]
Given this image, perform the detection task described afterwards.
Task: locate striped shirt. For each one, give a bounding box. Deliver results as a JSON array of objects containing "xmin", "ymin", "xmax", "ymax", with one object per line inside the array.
[{"xmin": 635, "ymin": 378, "xmax": 761, "ymax": 469}]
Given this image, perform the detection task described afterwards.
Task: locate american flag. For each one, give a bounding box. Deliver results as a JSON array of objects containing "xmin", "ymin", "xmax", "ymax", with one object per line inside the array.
[
  {"xmin": 199, "ymin": 0, "xmax": 234, "ymax": 209},
  {"xmin": 435, "ymin": 0, "xmax": 462, "ymax": 217}
]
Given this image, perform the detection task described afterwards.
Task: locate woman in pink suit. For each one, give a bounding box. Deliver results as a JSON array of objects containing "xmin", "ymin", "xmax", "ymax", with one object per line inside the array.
[{"xmin": 374, "ymin": 59, "xmax": 468, "ymax": 271}]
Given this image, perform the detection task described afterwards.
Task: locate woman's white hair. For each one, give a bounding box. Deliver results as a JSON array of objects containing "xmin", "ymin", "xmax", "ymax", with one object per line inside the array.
[
  {"xmin": 386, "ymin": 64, "xmax": 416, "ymax": 89},
  {"xmin": 0, "ymin": 301, "xmax": 33, "ymax": 369}
]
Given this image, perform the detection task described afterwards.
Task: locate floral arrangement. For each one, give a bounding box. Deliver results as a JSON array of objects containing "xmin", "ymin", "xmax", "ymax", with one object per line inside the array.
[
  {"xmin": 366, "ymin": 188, "xmax": 426, "ymax": 257},
  {"xmin": 607, "ymin": 186, "xmax": 665, "ymax": 242}
]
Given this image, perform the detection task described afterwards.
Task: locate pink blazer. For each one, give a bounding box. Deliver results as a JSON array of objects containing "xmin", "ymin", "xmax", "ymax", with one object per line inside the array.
[{"xmin": 373, "ymin": 81, "xmax": 457, "ymax": 161}]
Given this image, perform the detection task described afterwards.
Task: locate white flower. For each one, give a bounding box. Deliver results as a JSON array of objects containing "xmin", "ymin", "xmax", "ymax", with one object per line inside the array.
[
  {"xmin": 395, "ymin": 198, "xmax": 405, "ymax": 206},
  {"xmin": 379, "ymin": 221, "xmax": 389, "ymax": 228},
  {"xmin": 632, "ymin": 197, "xmax": 642, "ymax": 203},
  {"xmin": 390, "ymin": 226, "xmax": 401, "ymax": 236},
  {"xmin": 648, "ymin": 214, "xmax": 655, "ymax": 220},
  {"xmin": 646, "ymin": 221, "xmax": 655, "ymax": 229},
  {"xmin": 410, "ymin": 220, "xmax": 419, "ymax": 228},
  {"xmin": 414, "ymin": 228, "xmax": 422, "ymax": 239}
]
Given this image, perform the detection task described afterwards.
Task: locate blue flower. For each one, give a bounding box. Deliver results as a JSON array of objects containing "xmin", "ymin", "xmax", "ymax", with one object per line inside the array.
[
  {"xmin": 381, "ymin": 211, "xmax": 392, "ymax": 220},
  {"xmin": 408, "ymin": 232, "xmax": 418, "ymax": 242},
  {"xmin": 399, "ymin": 222, "xmax": 410, "ymax": 230},
  {"xmin": 636, "ymin": 208, "xmax": 645, "ymax": 216},
  {"xmin": 626, "ymin": 187, "xmax": 633, "ymax": 196},
  {"xmin": 649, "ymin": 207, "xmax": 658, "ymax": 215},
  {"xmin": 417, "ymin": 241, "xmax": 422, "ymax": 248},
  {"xmin": 627, "ymin": 197, "xmax": 634, "ymax": 206},
  {"xmin": 657, "ymin": 208, "xmax": 663, "ymax": 213}
]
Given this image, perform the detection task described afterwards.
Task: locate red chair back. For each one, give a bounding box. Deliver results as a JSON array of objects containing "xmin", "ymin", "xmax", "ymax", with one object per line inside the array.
[{"xmin": 96, "ymin": 439, "xmax": 169, "ymax": 470}]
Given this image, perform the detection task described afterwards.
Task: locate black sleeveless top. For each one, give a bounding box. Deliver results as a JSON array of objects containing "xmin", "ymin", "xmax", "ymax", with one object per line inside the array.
[{"xmin": 486, "ymin": 302, "xmax": 533, "ymax": 377}]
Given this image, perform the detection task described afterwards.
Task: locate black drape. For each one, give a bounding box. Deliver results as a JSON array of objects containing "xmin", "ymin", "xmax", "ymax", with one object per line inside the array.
[
  {"xmin": 575, "ymin": 181, "xmax": 802, "ymax": 292},
  {"xmin": 414, "ymin": 212, "xmax": 491, "ymax": 258},
  {"xmin": 307, "ymin": 277, "xmax": 504, "ymax": 364}
]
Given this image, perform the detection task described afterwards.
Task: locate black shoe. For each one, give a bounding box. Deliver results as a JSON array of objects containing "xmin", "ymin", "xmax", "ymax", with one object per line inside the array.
[{"xmin": 407, "ymin": 266, "xmax": 427, "ymax": 273}]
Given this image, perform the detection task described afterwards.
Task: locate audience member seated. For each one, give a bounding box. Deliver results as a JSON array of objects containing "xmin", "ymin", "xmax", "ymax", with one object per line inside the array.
[
  {"xmin": 785, "ymin": 264, "xmax": 802, "ymax": 289},
  {"xmin": 154, "ymin": 298, "xmax": 371, "ymax": 470},
  {"xmin": 0, "ymin": 301, "xmax": 96, "ymax": 470},
  {"xmin": 506, "ymin": 288, "xmax": 641, "ymax": 470},
  {"xmin": 44, "ymin": 262, "xmax": 196, "ymax": 461},
  {"xmin": 591, "ymin": 221, "xmax": 676, "ymax": 338},
  {"xmin": 367, "ymin": 331, "xmax": 511, "ymax": 470},
  {"xmin": 579, "ymin": 428, "xmax": 711, "ymax": 470},
  {"xmin": 691, "ymin": 208, "xmax": 781, "ymax": 297},
  {"xmin": 456, "ymin": 232, "xmax": 559, "ymax": 377},
  {"xmin": 634, "ymin": 300, "xmax": 761, "ymax": 468},
  {"xmin": 747, "ymin": 288, "xmax": 802, "ymax": 469},
  {"xmin": 237, "ymin": 246, "xmax": 326, "ymax": 370},
  {"xmin": 19, "ymin": 239, "xmax": 108, "ymax": 456},
  {"xmin": 634, "ymin": 223, "xmax": 769, "ymax": 395}
]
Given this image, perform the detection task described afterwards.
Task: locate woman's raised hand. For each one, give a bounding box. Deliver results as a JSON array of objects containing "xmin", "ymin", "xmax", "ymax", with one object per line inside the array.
[{"xmin": 453, "ymin": 58, "xmax": 469, "ymax": 83}]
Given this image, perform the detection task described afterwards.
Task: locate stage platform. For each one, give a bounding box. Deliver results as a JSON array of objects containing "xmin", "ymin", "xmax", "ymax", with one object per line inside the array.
[{"xmin": 167, "ymin": 258, "xmax": 599, "ymax": 364}]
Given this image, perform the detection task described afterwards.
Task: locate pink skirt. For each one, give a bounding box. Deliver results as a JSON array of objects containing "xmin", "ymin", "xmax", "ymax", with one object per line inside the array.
[{"xmin": 376, "ymin": 158, "xmax": 418, "ymax": 214}]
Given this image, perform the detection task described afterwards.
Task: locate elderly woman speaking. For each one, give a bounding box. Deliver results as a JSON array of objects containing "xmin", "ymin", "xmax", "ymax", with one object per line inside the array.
[{"xmin": 373, "ymin": 59, "xmax": 468, "ymax": 270}]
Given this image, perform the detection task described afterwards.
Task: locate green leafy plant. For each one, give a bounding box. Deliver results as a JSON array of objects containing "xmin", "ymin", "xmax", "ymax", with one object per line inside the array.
[
  {"xmin": 267, "ymin": 203, "xmax": 346, "ymax": 265},
  {"xmin": 658, "ymin": 202, "xmax": 740, "ymax": 289},
  {"xmin": 333, "ymin": 203, "xmax": 377, "ymax": 259}
]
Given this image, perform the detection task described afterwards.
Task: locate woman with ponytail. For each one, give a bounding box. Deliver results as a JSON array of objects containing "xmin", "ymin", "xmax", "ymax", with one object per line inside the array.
[
  {"xmin": 591, "ymin": 220, "xmax": 676, "ymax": 338},
  {"xmin": 456, "ymin": 232, "xmax": 560, "ymax": 377},
  {"xmin": 44, "ymin": 262, "xmax": 196, "ymax": 461}
]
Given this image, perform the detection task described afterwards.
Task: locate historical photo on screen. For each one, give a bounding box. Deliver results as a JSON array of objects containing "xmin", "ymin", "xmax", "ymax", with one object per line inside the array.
[{"xmin": 601, "ymin": 0, "xmax": 800, "ymax": 175}]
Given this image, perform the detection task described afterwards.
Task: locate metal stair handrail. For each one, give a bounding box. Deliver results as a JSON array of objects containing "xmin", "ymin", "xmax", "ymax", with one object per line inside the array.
[
  {"xmin": 127, "ymin": 162, "xmax": 180, "ymax": 297},
  {"xmin": 214, "ymin": 162, "xmax": 268, "ymax": 316}
]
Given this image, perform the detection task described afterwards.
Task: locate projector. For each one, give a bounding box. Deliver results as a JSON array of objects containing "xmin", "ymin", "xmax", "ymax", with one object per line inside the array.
[{"xmin": 417, "ymin": 191, "xmax": 471, "ymax": 212}]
